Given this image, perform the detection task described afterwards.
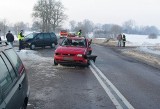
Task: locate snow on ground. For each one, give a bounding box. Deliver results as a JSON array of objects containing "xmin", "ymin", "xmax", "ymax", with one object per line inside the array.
[
  {"xmin": 15, "ymin": 49, "xmax": 54, "ymax": 62},
  {"xmin": 126, "ymin": 34, "xmax": 160, "ymax": 46},
  {"xmin": 125, "ymin": 34, "xmax": 160, "ymax": 55},
  {"xmin": 94, "ymin": 34, "xmax": 160, "ymax": 56}
]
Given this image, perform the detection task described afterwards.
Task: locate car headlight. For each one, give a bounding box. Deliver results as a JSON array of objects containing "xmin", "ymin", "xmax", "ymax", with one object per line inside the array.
[
  {"xmin": 77, "ymin": 54, "xmax": 83, "ymax": 57},
  {"xmin": 55, "ymin": 53, "xmax": 60, "ymax": 55}
]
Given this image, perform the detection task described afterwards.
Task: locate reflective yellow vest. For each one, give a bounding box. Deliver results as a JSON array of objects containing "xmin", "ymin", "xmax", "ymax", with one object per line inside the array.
[
  {"xmin": 18, "ymin": 33, "xmax": 24, "ymax": 40},
  {"xmin": 77, "ymin": 32, "xmax": 81, "ymax": 36}
]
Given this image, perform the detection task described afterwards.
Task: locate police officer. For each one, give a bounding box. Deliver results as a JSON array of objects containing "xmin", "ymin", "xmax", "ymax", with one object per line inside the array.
[
  {"xmin": 122, "ymin": 34, "xmax": 126, "ymax": 47},
  {"xmin": 18, "ymin": 30, "xmax": 24, "ymax": 51},
  {"xmin": 77, "ymin": 29, "xmax": 82, "ymax": 37}
]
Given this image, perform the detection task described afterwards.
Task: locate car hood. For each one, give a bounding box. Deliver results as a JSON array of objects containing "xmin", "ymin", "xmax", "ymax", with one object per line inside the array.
[
  {"xmin": 23, "ymin": 38, "xmax": 32, "ymax": 42},
  {"xmin": 56, "ymin": 46, "xmax": 86, "ymax": 54}
]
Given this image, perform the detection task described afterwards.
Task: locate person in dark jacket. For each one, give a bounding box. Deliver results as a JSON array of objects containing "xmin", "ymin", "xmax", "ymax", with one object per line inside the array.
[
  {"xmin": 122, "ymin": 34, "xmax": 126, "ymax": 47},
  {"xmin": 6, "ymin": 30, "xmax": 14, "ymax": 47}
]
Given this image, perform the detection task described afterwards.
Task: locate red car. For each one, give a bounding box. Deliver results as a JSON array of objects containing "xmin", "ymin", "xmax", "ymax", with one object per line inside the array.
[{"xmin": 54, "ymin": 36, "xmax": 92, "ymax": 66}]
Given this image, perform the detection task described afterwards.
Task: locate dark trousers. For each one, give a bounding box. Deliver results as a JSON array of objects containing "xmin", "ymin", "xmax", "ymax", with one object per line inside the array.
[
  {"xmin": 19, "ymin": 39, "xmax": 23, "ymax": 50},
  {"xmin": 123, "ymin": 42, "xmax": 125, "ymax": 47}
]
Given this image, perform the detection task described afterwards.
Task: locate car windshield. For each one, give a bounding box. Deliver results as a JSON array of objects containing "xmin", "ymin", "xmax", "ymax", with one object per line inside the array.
[
  {"xmin": 61, "ymin": 38, "xmax": 86, "ymax": 47},
  {"xmin": 25, "ymin": 33, "xmax": 37, "ymax": 39}
]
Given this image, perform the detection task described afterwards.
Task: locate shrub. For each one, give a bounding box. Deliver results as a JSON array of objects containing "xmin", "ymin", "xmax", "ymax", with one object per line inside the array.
[{"xmin": 148, "ymin": 33, "xmax": 157, "ymax": 39}]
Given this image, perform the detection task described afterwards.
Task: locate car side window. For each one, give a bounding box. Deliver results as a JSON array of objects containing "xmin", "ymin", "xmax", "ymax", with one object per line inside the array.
[
  {"xmin": 50, "ymin": 33, "xmax": 56, "ymax": 39},
  {"xmin": 4, "ymin": 49, "xmax": 23, "ymax": 75},
  {"xmin": 1, "ymin": 53, "xmax": 17, "ymax": 80},
  {"xmin": 36, "ymin": 33, "xmax": 43, "ymax": 40},
  {"xmin": 0, "ymin": 55, "xmax": 12, "ymax": 96},
  {"xmin": 43, "ymin": 33, "xmax": 51, "ymax": 39}
]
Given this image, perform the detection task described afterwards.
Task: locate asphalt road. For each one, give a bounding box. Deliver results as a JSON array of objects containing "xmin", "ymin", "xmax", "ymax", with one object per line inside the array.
[{"xmin": 17, "ymin": 44, "xmax": 160, "ymax": 109}]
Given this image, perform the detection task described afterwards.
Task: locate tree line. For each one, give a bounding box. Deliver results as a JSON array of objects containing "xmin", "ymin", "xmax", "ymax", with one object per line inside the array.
[{"xmin": 0, "ymin": 0, "xmax": 159, "ymax": 38}]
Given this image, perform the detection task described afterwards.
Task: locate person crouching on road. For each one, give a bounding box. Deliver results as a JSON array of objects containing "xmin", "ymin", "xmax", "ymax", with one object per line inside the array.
[
  {"xmin": 6, "ymin": 30, "xmax": 14, "ymax": 47},
  {"xmin": 18, "ymin": 30, "xmax": 24, "ymax": 51}
]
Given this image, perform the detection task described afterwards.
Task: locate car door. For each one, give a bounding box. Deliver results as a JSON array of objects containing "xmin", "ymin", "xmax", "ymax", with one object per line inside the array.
[
  {"xmin": 0, "ymin": 84, "xmax": 6, "ymax": 109},
  {"xmin": 43, "ymin": 33, "xmax": 52, "ymax": 46},
  {"xmin": 2, "ymin": 49, "xmax": 26, "ymax": 109},
  {"xmin": 34, "ymin": 33, "xmax": 44, "ymax": 47},
  {"xmin": 0, "ymin": 52, "xmax": 19, "ymax": 109}
]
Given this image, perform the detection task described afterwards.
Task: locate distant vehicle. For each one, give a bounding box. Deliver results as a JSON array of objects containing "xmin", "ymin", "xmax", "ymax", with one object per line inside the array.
[
  {"xmin": 54, "ymin": 36, "xmax": 93, "ymax": 67},
  {"xmin": 60, "ymin": 30, "xmax": 68, "ymax": 38},
  {"xmin": 23, "ymin": 32, "xmax": 58, "ymax": 50},
  {"xmin": 0, "ymin": 42, "xmax": 29, "ymax": 109}
]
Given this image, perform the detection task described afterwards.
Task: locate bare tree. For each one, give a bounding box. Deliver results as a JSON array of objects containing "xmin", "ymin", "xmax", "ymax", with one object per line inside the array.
[
  {"xmin": 0, "ymin": 19, "xmax": 8, "ymax": 38},
  {"xmin": 122, "ymin": 20, "xmax": 135, "ymax": 34},
  {"xmin": 110, "ymin": 24, "xmax": 122, "ymax": 38},
  {"xmin": 13, "ymin": 22, "xmax": 27, "ymax": 36},
  {"xmin": 69, "ymin": 20, "xmax": 76, "ymax": 31},
  {"xmin": 32, "ymin": 0, "xmax": 67, "ymax": 32},
  {"xmin": 82, "ymin": 19, "xmax": 94, "ymax": 35},
  {"xmin": 32, "ymin": 21, "xmax": 42, "ymax": 32}
]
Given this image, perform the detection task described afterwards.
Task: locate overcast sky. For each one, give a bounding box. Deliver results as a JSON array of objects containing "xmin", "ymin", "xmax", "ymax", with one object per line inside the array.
[{"xmin": 0, "ymin": 0, "xmax": 159, "ymax": 29}]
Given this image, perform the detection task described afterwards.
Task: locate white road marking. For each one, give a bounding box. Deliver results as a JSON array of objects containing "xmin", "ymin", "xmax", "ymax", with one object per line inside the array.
[{"xmin": 89, "ymin": 61, "xmax": 134, "ymax": 109}]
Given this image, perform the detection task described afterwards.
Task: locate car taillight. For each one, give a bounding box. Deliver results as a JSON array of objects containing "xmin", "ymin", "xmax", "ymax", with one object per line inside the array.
[{"xmin": 18, "ymin": 64, "xmax": 25, "ymax": 75}]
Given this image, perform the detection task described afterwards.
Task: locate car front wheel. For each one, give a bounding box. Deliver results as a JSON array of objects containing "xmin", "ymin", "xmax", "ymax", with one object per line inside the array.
[
  {"xmin": 54, "ymin": 60, "xmax": 58, "ymax": 66},
  {"xmin": 51, "ymin": 43, "xmax": 56, "ymax": 48},
  {"xmin": 30, "ymin": 44, "xmax": 35, "ymax": 50}
]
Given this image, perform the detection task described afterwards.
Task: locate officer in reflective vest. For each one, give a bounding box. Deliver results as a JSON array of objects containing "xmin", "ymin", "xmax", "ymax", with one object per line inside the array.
[
  {"xmin": 18, "ymin": 30, "xmax": 24, "ymax": 51},
  {"xmin": 77, "ymin": 29, "xmax": 82, "ymax": 37}
]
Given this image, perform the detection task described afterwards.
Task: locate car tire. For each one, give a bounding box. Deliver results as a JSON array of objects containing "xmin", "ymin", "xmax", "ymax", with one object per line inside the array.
[
  {"xmin": 30, "ymin": 44, "xmax": 35, "ymax": 50},
  {"xmin": 51, "ymin": 43, "xmax": 56, "ymax": 48},
  {"xmin": 22, "ymin": 97, "xmax": 28, "ymax": 109},
  {"xmin": 88, "ymin": 51, "xmax": 92, "ymax": 55},
  {"xmin": 54, "ymin": 60, "xmax": 58, "ymax": 66}
]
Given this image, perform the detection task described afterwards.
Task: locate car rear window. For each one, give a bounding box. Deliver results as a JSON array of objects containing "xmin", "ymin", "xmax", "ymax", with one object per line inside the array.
[{"xmin": 61, "ymin": 38, "xmax": 86, "ymax": 47}]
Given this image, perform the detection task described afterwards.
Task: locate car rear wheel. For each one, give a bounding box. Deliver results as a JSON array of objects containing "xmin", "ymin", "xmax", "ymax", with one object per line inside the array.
[
  {"xmin": 54, "ymin": 60, "xmax": 58, "ymax": 66},
  {"xmin": 22, "ymin": 97, "xmax": 28, "ymax": 109},
  {"xmin": 30, "ymin": 44, "xmax": 35, "ymax": 50},
  {"xmin": 51, "ymin": 43, "xmax": 56, "ymax": 48}
]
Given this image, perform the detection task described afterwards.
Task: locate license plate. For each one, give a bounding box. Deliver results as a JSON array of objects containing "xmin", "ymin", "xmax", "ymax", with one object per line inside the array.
[{"xmin": 63, "ymin": 57, "xmax": 73, "ymax": 61}]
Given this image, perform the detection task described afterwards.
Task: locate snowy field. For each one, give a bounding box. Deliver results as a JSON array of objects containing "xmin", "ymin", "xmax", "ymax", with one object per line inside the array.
[
  {"xmin": 126, "ymin": 34, "xmax": 160, "ymax": 46},
  {"xmin": 125, "ymin": 34, "xmax": 160, "ymax": 56}
]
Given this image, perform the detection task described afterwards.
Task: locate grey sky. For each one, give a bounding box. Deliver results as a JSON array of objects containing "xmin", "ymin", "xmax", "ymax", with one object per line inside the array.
[{"xmin": 0, "ymin": 0, "xmax": 159, "ymax": 29}]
